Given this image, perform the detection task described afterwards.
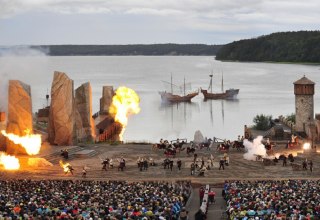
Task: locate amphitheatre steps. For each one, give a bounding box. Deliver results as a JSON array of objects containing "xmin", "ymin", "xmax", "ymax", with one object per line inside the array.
[{"xmin": 42, "ymin": 146, "xmax": 97, "ymax": 164}]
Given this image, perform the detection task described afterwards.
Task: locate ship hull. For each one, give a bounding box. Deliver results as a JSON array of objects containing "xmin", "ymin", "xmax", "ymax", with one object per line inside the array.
[
  {"xmin": 159, "ymin": 91, "xmax": 198, "ymax": 103},
  {"xmin": 201, "ymin": 89, "xmax": 239, "ymax": 100}
]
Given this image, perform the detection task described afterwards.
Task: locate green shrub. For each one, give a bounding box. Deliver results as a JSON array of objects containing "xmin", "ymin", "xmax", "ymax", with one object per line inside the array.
[
  {"xmin": 253, "ymin": 114, "xmax": 273, "ymax": 130},
  {"xmin": 286, "ymin": 113, "xmax": 296, "ymax": 124}
]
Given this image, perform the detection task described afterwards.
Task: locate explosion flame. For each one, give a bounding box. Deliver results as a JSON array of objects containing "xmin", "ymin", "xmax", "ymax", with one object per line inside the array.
[
  {"xmin": 303, "ymin": 143, "xmax": 311, "ymax": 150},
  {"xmin": 0, "ymin": 152, "xmax": 20, "ymax": 170},
  {"xmin": 1, "ymin": 129, "xmax": 42, "ymax": 155},
  {"xmin": 59, "ymin": 160, "xmax": 71, "ymax": 173},
  {"xmin": 109, "ymin": 87, "xmax": 140, "ymax": 140}
]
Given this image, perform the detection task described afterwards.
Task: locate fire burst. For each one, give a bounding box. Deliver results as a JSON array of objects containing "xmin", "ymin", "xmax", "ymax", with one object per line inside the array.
[
  {"xmin": 0, "ymin": 152, "xmax": 20, "ymax": 170},
  {"xmin": 59, "ymin": 160, "xmax": 71, "ymax": 173},
  {"xmin": 303, "ymin": 143, "xmax": 311, "ymax": 150},
  {"xmin": 109, "ymin": 87, "xmax": 140, "ymax": 141},
  {"xmin": 0, "ymin": 129, "xmax": 42, "ymax": 155}
]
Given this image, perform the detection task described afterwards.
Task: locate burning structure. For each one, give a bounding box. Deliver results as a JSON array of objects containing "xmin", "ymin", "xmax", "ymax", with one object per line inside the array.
[
  {"xmin": 95, "ymin": 86, "xmax": 140, "ymax": 141},
  {"xmin": 109, "ymin": 87, "xmax": 140, "ymax": 140},
  {"xmin": 95, "ymin": 86, "xmax": 120, "ymax": 141}
]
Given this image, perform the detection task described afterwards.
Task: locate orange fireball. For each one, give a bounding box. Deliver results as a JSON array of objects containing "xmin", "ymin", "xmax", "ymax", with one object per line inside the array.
[
  {"xmin": 59, "ymin": 160, "xmax": 71, "ymax": 173},
  {"xmin": 1, "ymin": 129, "xmax": 42, "ymax": 155},
  {"xmin": 0, "ymin": 152, "xmax": 20, "ymax": 170},
  {"xmin": 109, "ymin": 87, "xmax": 140, "ymax": 140}
]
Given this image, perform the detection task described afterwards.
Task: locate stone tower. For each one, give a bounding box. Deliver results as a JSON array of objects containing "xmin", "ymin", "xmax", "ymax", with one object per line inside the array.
[{"xmin": 294, "ymin": 76, "xmax": 315, "ymax": 133}]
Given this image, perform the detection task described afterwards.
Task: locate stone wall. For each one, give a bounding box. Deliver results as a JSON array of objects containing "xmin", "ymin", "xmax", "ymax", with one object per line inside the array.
[
  {"xmin": 295, "ymin": 95, "xmax": 314, "ymax": 133},
  {"xmin": 278, "ymin": 115, "xmax": 296, "ymax": 132}
]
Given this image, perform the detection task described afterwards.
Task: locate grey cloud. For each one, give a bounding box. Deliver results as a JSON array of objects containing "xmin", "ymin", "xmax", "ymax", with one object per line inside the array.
[{"xmin": 0, "ymin": 0, "xmax": 319, "ymax": 44}]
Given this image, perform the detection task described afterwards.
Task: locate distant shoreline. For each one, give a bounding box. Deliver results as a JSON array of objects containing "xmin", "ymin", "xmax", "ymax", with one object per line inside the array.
[{"xmin": 0, "ymin": 44, "xmax": 223, "ymax": 56}]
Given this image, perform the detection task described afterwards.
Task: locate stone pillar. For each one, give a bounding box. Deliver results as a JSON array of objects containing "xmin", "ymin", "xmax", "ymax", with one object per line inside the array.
[
  {"xmin": 48, "ymin": 71, "xmax": 76, "ymax": 146},
  {"xmin": 100, "ymin": 86, "xmax": 114, "ymax": 115},
  {"xmin": 75, "ymin": 82, "xmax": 96, "ymax": 142},
  {"xmin": 0, "ymin": 112, "xmax": 7, "ymax": 151},
  {"xmin": 6, "ymin": 80, "xmax": 33, "ymax": 154}
]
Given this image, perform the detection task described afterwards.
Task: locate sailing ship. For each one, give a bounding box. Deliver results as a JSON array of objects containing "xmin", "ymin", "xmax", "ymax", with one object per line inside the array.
[
  {"xmin": 201, "ymin": 74, "xmax": 239, "ymax": 100},
  {"xmin": 159, "ymin": 75, "xmax": 198, "ymax": 103}
]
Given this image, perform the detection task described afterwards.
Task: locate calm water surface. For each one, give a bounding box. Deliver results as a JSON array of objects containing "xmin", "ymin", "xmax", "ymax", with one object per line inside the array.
[{"xmin": 1, "ymin": 56, "xmax": 320, "ymax": 142}]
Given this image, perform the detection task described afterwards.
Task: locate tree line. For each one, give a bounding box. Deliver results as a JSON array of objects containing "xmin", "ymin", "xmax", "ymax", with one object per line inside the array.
[
  {"xmin": 216, "ymin": 31, "xmax": 320, "ymax": 63},
  {"xmin": 29, "ymin": 44, "xmax": 222, "ymax": 56}
]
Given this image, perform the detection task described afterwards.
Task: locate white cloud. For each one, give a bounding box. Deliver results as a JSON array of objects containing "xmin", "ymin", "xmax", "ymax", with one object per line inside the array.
[
  {"xmin": 125, "ymin": 8, "xmax": 183, "ymax": 16},
  {"xmin": 0, "ymin": 0, "xmax": 319, "ymax": 44}
]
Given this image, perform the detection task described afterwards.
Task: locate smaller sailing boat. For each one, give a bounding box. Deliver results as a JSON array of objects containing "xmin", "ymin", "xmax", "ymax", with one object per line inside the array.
[
  {"xmin": 159, "ymin": 74, "xmax": 198, "ymax": 103},
  {"xmin": 201, "ymin": 73, "xmax": 239, "ymax": 100}
]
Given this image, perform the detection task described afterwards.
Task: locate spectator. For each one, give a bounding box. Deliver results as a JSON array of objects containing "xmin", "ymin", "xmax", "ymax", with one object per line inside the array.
[
  {"xmin": 224, "ymin": 180, "xmax": 320, "ymax": 219},
  {"xmin": 0, "ymin": 180, "xmax": 192, "ymax": 219}
]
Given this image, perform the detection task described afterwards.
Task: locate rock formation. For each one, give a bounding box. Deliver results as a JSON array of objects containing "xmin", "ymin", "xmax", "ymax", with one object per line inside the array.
[
  {"xmin": 75, "ymin": 82, "xmax": 96, "ymax": 142},
  {"xmin": 48, "ymin": 71, "xmax": 76, "ymax": 146},
  {"xmin": 6, "ymin": 80, "xmax": 32, "ymax": 154},
  {"xmin": 100, "ymin": 86, "xmax": 114, "ymax": 115},
  {"xmin": 194, "ymin": 130, "xmax": 204, "ymax": 143}
]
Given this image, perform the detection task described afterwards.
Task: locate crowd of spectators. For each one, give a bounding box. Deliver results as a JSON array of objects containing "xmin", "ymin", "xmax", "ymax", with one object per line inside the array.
[
  {"xmin": 0, "ymin": 180, "xmax": 191, "ymax": 219},
  {"xmin": 224, "ymin": 180, "xmax": 320, "ymax": 219}
]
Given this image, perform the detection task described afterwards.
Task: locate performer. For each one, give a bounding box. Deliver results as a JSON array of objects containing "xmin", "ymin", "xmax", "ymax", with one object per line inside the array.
[
  {"xmin": 109, "ymin": 158, "xmax": 114, "ymax": 169},
  {"xmin": 102, "ymin": 158, "xmax": 109, "ymax": 171},
  {"xmin": 177, "ymin": 159, "xmax": 182, "ymax": 170},
  {"xmin": 66, "ymin": 164, "xmax": 74, "ymax": 175},
  {"xmin": 82, "ymin": 166, "xmax": 87, "ymax": 178}
]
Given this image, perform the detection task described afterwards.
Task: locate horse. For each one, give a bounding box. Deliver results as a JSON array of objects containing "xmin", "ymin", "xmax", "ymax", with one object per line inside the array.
[
  {"xmin": 173, "ymin": 140, "xmax": 186, "ymax": 150},
  {"xmin": 186, "ymin": 147, "xmax": 196, "ymax": 156},
  {"xmin": 153, "ymin": 140, "xmax": 169, "ymax": 150},
  {"xmin": 217, "ymin": 142, "xmax": 230, "ymax": 152},
  {"xmin": 232, "ymin": 141, "xmax": 244, "ymax": 151},
  {"xmin": 164, "ymin": 148, "xmax": 176, "ymax": 158}
]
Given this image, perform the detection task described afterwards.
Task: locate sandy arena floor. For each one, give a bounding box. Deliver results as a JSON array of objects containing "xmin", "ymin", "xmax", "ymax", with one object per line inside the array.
[{"xmin": 0, "ymin": 142, "xmax": 319, "ymax": 184}]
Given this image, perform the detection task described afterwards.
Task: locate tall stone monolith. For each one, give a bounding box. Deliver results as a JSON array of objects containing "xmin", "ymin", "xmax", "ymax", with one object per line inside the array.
[
  {"xmin": 100, "ymin": 86, "xmax": 114, "ymax": 115},
  {"xmin": 48, "ymin": 71, "xmax": 76, "ymax": 145},
  {"xmin": 6, "ymin": 80, "xmax": 32, "ymax": 154},
  {"xmin": 75, "ymin": 82, "xmax": 96, "ymax": 142}
]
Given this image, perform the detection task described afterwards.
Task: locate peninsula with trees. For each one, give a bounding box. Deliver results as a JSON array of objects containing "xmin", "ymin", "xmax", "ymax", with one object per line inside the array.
[{"xmin": 215, "ymin": 31, "xmax": 320, "ymax": 63}]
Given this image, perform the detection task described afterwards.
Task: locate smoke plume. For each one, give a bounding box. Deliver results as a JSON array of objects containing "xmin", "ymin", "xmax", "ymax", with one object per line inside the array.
[
  {"xmin": 243, "ymin": 136, "xmax": 266, "ymax": 160},
  {"xmin": 0, "ymin": 46, "xmax": 49, "ymax": 113},
  {"xmin": 0, "ymin": 73, "xmax": 8, "ymax": 113}
]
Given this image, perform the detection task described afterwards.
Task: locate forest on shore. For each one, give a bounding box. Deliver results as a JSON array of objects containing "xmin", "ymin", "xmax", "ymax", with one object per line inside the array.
[{"xmin": 215, "ymin": 31, "xmax": 320, "ymax": 63}]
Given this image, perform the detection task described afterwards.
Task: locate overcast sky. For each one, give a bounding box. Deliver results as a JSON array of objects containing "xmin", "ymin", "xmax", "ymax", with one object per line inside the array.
[{"xmin": 0, "ymin": 0, "xmax": 319, "ymax": 45}]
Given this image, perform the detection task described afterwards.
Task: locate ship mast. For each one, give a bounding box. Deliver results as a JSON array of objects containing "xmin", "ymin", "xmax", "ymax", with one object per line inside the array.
[
  {"xmin": 209, "ymin": 74, "xmax": 213, "ymax": 93},
  {"xmin": 184, "ymin": 77, "xmax": 186, "ymax": 96},
  {"xmin": 171, "ymin": 73, "xmax": 173, "ymax": 94},
  {"xmin": 221, "ymin": 71, "xmax": 224, "ymax": 92}
]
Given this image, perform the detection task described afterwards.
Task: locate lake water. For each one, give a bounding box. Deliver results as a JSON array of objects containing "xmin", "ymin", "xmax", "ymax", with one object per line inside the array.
[{"xmin": 1, "ymin": 56, "xmax": 320, "ymax": 142}]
